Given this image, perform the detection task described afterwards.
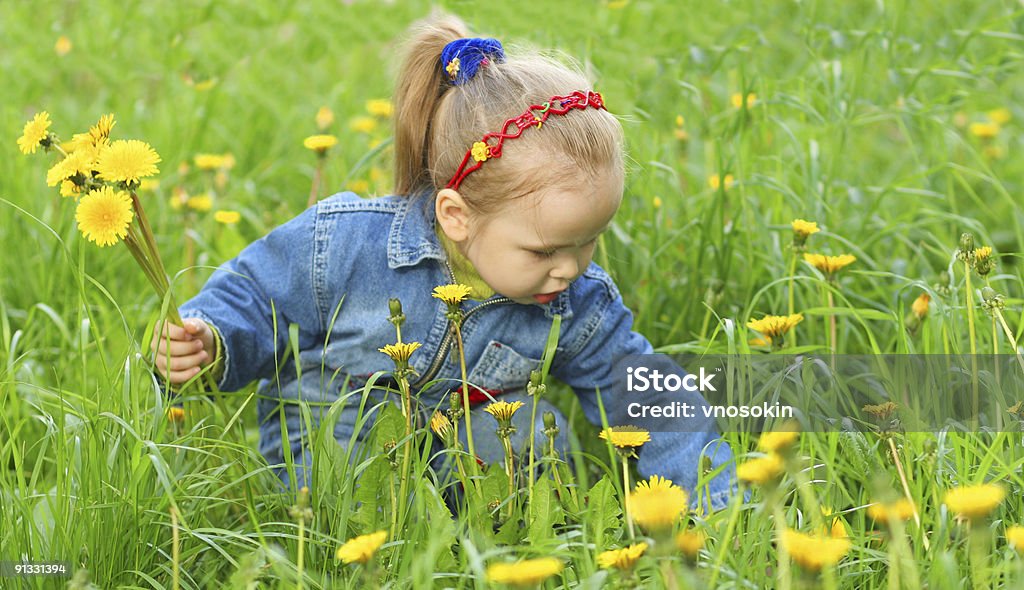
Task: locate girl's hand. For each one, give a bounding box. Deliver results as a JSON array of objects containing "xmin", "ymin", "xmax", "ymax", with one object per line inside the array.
[{"xmin": 151, "ymin": 318, "xmax": 215, "ymax": 384}]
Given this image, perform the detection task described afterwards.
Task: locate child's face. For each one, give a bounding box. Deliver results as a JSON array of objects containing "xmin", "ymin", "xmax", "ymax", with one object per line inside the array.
[{"xmin": 460, "ymin": 171, "xmax": 622, "ymax": 305}]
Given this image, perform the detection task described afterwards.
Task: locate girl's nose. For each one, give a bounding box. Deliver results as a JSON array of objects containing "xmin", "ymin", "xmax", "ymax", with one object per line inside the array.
[{"xmin": 549, "ymin": 254, "xmax": 579, "ymax": 281}]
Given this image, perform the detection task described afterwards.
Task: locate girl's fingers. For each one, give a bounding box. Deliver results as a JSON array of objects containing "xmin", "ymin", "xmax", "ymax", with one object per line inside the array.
[
  {"xmin": 156, "ymin": 339, "xmax": 204, "ymax": 357},
  {"xmin": 166, "ymin": 366, "xmax": 203, "ymax": 385},
  {"xmin": 166, "ymin": 350, "xmax": 209, "ymax": 372}
]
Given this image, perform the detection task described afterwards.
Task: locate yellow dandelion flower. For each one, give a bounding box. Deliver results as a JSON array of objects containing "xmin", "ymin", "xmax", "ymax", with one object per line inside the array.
[
  {"xmin": 214, "ymin": 210, "xmax": 241, "ymax": 224},
  {"xmin": 675, "ymin": 115, "xmax": 684, "ymax": 127},
  {"xmin": 445, "ymin": 57, "xmax": 461, "ymax": 81},
  {"xmin": 607, "ymin": 0, "xmax": 629, "ymax": 9},
  {"xmin": 749, "ymin": 336, "xmax": 772, "ymax": 347},
  {"xmin": 336, "ymin": 530, "xmax": 387, "ymax": 564},
  {"xmin": 599, "ymin": 425, "xmax": 651, "ymax": 448},
  {"xmin": 987, "ymin": 108, "xmax": 1011, "ymax": 125},
  {"xmin": 366, "ymin": 99, "xmax": 394, "ymax": 118},
  {"xmin": 791, "ymin": 219, "xmax": 820, "ymax": 237},
  {"xmin": 628, "ymin": 475, "xmax": 689, "ymax": 531},
  {"xmin": 973, "ymin": 246, "xmax": 992, "ymax": 262},
  {"xmin": 969, "ymin": 122, "xmax": 999, "ymax": 139},
  {"xmin": 432, "ymin": 284, "xmax": 472, "ymax": 306},
  {"xmin": 1007, "ymin": 526, "xmax": 1024, "ymax": 554},
  {"xmin": 803, "ymin": 253, "xmax": 856, "ymax": 275},
  {"xmin": 303, "ymin": 134, "xmax": 338, "ymax": 153},
  {"xmin": 96, "ymin": 139, "xmax": 161, "ymax": 185},
  {"xmin": 55, "ymin": 35, "xmax": 72, "ymax": 56},
  {"xmin": 471, "ymin": 141, "xmax": 490, "ymax": 162},
  {"xmin": 60, "ymin": 180, "xmax": 80, "ymax": 199},
  {"xmin": 486, "ymin": 557, "xmax": 563, "ymax": 586},
  {"xmin": 75, "ymin": 186, "xmax": 134, "ymax": 247},
  {"xmin": 653, "ymin": 196, "xmax": 663, "ymax": 208},
  {"xmin": 944, "ymin": 483, "xmax": 1005, "ymax": 520},
  {"xmin": 346, "ymin": 179, "xmax": 370, "ymax": 194},
  {"xmin": 911, "ymin": 293, "xmax": 930, "ymax": 319},
  {"xmin": 758, "ymin": 429, "xmax": 799, "ymax": 453},
  {"xmin": 675, "ymin": 530, "xmax": 707, "ymax": 558},
  {"xmin": 46, "ymin": 150, "xmax": 94, "ymax": 187},
  {"xmin": 821, "ymin": 507, "xmax": 848, "ymax": 539},
  {"xmin": 430, "ymin": 410, "xmax": 454, "ymax": 440},
  {"xmin": 597, "ymin": 542, "xmax": 647, "ymax": 570},
  {"xmin": 867, "ymin": 498, "xmax": 916, "ymax": 523},
  {"xmin": 484, "ymin": 400, "xmax": 525, "ymax": 423},
  {"xmin": 736, "ymin": 453, "xmax": 784, "ymax": 485},
  {"xmin": 89, "ymin": 114, "xmax": 116, "ymax": 144},
  {"xmin": 731, "ymin": 93, "xmax": 757, "ymax": 109},
  {"xmin": 194, "ymin": 153, "xmax": 226, "ymax": 170},
  {"xmin": 316, "ymin": 106, "xmax": 335, "ymax": 131},
  {"xmin": 186, "ymin": 193, "xmax": 213, "ymax": 212},
  {"xmin": 167, "ymin": 407, "xmax": 186, "ymax": 423},
  {"xmin": 708, "ymin": 173, "xmax": 734, "ymax": 190},
  {"xmin": 350, "ymin": 116, "xmax": 377, "ymax": 134},
  {"xmin": 378, "ymin": 341, "xmax": 422, "ymax": 364},
  {"xmin": 862, "ymin": 401, "xmax": 898, "ymax": 420},
  {"xmin": 781, "ymin": 529, "xmax": 851, "ymax": 571},
  {"xmin": 18, "ymin": 111, "xmax": 52, "ymax": 154},
  {"xmin": 747, "ymin": 314, "xmax": 803, "ymax": 340}
]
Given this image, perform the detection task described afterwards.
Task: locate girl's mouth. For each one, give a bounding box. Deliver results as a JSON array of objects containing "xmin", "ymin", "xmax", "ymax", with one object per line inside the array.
[{"xmin": 532, "ymin": 291, "xmax": 563, "ymax": 304}]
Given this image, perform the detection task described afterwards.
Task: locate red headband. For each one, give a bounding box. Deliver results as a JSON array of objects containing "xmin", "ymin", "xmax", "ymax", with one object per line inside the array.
[{"xmin": 445, "ymin": 90, "xmax": 606, "ymax": 190}]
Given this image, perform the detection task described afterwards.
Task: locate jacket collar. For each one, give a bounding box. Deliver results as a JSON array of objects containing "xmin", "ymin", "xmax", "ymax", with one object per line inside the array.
[{"xmin": 387, "ymin": 192, "xmax": 446, "ymax": 269}]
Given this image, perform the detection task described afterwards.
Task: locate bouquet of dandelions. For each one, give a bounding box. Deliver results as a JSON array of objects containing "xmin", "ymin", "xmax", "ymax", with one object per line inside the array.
[{"xmin": 18, "ymin": 111, "xmax": 198, "ymax": 386}]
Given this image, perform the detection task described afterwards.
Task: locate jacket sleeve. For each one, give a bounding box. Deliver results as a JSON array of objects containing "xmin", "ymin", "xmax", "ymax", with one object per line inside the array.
[
  {"xmin": 177, "ymin": 205, "xmax": 324, "ymax": 392},
  {"xmin": 550, "ymin": 270, "xmax": 738, "ymax": 508}
]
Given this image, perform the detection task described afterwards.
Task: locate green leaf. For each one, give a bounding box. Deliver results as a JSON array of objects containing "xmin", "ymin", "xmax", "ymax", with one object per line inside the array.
[{"xmin": 528, "ymin": 476, "xmax": 564, "ymax": 543}]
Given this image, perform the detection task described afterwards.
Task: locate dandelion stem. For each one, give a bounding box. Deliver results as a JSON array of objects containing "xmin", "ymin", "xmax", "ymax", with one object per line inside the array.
[
  {"xmin": 454, "ymin": 323, "xmax": 478, "ymax": 474},
  {"xmin": 965, "ymin": 263, "xmax": 980, "ymax": 422},
  {"xmin": 772, "ymin": 503, "xmax": 793, "ymax": 590},
  {"xmin": 502, "ymin": 435, "xmax": 515, "ymax": 520},
  {"xmin": 886, "ymin": 437, "xmax": 927, "ymax": 550},
  {"xmin": 708, "ymin": 487, "xmax": 743, "ymax": 588},
  {"xmin": 307, "ymin": 158, "xmax": 324, "ymax": 208},
  {"xmin": 395, "ymin": 375, "xmax": 413, "ymax": 533},
  {"xmin": 622, "ymin": 454, "xmax": 635, "ymax": 540},
  {"xmin": 296, "ymin": 517, "xmax": 305, "ymax": 590},
  {"xmin": 994, "ymin": 309, "xmax": 1024, "ymax": 375},
  {"xmin": 788, "ymin": 252, "xmax": 798, "ymax": 317},
  {"xmin": 170, "ymin": 504, "xmax": 180, "ymax": 590}
]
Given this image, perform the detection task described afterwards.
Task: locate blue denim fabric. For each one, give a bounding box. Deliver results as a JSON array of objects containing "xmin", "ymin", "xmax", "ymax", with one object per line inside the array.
[{"xmin": 179, "ymin": 191, "xmax": 738, "ymax": 508}]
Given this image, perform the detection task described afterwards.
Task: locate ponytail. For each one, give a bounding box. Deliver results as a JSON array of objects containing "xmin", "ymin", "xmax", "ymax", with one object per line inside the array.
[{"xmin": 393, "ymin": 15, "xmax": 469, "ymax": 195}]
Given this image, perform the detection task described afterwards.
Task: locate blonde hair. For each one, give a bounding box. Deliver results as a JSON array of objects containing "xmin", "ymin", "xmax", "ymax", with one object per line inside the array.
[{"xmin": 393, "ymin": 14, "xmax": 623, "ymax": 216}]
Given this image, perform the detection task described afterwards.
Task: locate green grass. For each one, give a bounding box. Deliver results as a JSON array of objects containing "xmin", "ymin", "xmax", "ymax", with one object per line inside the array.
[{"xmin": 3, "ymin": 0, "xmax": 1024, "ymax": 587}]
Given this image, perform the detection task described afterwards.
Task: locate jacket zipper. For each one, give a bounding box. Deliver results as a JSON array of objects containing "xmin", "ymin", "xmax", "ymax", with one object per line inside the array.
[{"xmin": 411, "ymin": 261, "xmax": 511, "ymax": 390}]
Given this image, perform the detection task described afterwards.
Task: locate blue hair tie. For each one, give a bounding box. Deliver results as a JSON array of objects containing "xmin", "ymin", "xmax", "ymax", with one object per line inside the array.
[{"xmin": 441, "ymin": 38, "xmax": 505, "ymax": 85}]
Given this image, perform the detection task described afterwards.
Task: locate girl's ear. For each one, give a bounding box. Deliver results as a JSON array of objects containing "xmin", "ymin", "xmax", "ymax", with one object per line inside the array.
[{"xmin": 435, "ymin": 188, "xmax": 471, "ymax": 242}]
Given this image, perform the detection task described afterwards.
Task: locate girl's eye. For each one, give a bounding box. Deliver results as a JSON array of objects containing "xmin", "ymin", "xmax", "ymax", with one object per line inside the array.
[{"xmin": 529, "ymin": 249, "xmax": 557, "ymax": 258}]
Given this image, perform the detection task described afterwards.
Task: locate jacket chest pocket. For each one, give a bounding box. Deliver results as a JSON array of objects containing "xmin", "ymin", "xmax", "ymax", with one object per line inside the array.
[{"xmin": 467, "ymin": 340, "xmax": 542, "ymax": 393}]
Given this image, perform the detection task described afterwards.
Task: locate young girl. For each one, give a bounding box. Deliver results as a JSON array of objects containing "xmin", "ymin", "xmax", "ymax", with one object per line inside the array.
[{"xmin": 153, "ymin": 15, "xmax": 737, "ymax": 508}]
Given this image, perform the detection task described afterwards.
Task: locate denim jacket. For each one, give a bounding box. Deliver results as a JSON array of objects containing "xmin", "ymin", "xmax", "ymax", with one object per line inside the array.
[{"xmin": 179, "ymin": 191, "xmax": 736, "ymax": 506}]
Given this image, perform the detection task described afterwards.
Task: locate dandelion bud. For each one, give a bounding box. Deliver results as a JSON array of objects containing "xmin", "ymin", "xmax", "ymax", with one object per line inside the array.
[
  {"xmin": 527, "ymin": 369, "xmax": 546, "ymax": 397},
  {"xmin": 449, "ymin": 389, "xmax": 463, "ymax": 417},
  {"xmin": 911, "ymin": 292, "xmax": 930, "ymax": 319},
  {"xmin": 700, "ymin": 455, "xmax": 713, "ymax": 477},
  {"xmin": 974, "ymin": 247, "xmax": 994, "ymax": 276},
  {"xmin": 543, "ymin": 411, "xmax": 557, "ymax": 430},
  {"xmin": 389, "ymin": 297, "xmax": 403, "ymax": 318},
  {"xmin": 959, "ymin": 232, "xmax": 975, "ymax": 254}
]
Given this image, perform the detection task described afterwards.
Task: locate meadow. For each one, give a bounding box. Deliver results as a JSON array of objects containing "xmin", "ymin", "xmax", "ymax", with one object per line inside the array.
[{"xmin": 2, "ymin": 0, "xmax": 1024, "ymax": 588}]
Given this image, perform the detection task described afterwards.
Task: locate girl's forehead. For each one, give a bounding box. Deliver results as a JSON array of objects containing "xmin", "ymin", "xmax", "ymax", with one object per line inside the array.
[{"xmin": 505, "ymin": 177, "xmax": 622, "ymax": 240}]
